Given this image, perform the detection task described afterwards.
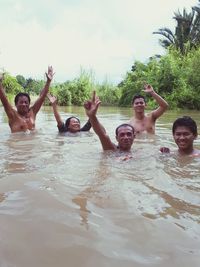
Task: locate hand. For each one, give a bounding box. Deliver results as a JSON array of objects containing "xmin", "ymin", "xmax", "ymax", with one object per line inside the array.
[
  {"xmin": 47, "ymin": 93, "xmax": 57, "ymax": 104},
  {"xmin": 84, "ymin": 91, "xmax": 101, "ymax": 117},
  {"xmin": 143, "ymin": 84, "xmax": 154, "ymax": 94},
  {"xmin": 160, "ymin": 147, "xmax": 170, "ymax": 153},
  {"xmin": 45, "ymin": 66, "xmax": 54, "ymax": 81}
]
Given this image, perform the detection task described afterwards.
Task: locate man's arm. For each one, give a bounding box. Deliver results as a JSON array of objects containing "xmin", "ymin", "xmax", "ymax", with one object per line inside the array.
[
  {"xmin": 47, "ymin": 93, "xmax": 63, "ymax": 128},
  {"xmin": 0, "ymin": 74, "xmax": 15, "ymax": 119},
  {"xmin": 84, "ymin": 91, "xmax": 116, "ymax": 151},
  {"xmin": 144, "ymin": 84, "xmax": 169, "ymax": 120},
  {"xmin": 32, "ymin": 66, "xmax": 54, "ymax": 115}
]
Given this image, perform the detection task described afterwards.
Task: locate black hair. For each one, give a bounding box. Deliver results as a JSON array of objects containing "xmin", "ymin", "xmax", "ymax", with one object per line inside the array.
[
  {"xmin": 65, "ymin": 116, "xmax": 80, "ymax": 131},
  {"xmin": 132, "ymin": 94, "xmax": 146, "ymax": 104},
  {"xmin": 115, "ymin": 123, "xmax": 135, "ymax": 136},
  {"xmin": 14, "ymin": 92, "xmax": 31, "ymax": 105},
  {"xmin": 172, "ymin": 116, "xmax": 197, "ymax": 135}
]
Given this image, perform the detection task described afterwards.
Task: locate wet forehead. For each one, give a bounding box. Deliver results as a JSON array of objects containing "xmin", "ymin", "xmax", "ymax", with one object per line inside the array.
[
  {"xmin": 117, "ymin": 126, "xmax": 133, "ymax": 134},
  {"xmin": 70, "ymin": 118, "xmax": 80, "ymax": 123},
  {"xmin": 17, "ymin": 96, "xmax": 29, "ymax": 103},
  {"xmin": 174, "ymin": 126, "xmax": 193, "ymax": 134},
  {"xmin": 133, "ymin": 98, "xmax": 145, "ymax": 104}
]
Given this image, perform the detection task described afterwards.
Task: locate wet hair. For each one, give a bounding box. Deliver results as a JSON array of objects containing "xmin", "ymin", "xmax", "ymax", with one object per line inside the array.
[
  {"xmin": 65, "ymin": 116, "xmax": 80, "ymax": 131},
  {"xmin": 172, "ymin": 116, "xmax": 197, "ymax": 135},
  {"xmin": 132, "ymin": 94, "xmax": 146, "ymax": 104},
  {"xmin": 14, "ymin": 92, "xmax": 31, "ymax": 105},
  {"xmin": 115, "ymin": 123, "xmax": 135, "ymax": 136}
]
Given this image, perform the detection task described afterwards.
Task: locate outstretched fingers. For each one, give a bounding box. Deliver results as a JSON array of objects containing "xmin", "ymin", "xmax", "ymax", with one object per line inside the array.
[
  {"xmin": 95, "ymin": 97, "xmax": 101, "ymax": 107},
  {"xmin": 46, "ymin": 65, "xmax": 55, "ymax": 80},
  {"xmin": 92, "ymin": 90, "xmax": 96, "ymax": 103}
]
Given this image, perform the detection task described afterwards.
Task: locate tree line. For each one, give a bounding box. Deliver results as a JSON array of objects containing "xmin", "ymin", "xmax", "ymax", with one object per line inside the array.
[{"xmin": 1, "ymin": 0, "xmax": 200, "ymax": 109}]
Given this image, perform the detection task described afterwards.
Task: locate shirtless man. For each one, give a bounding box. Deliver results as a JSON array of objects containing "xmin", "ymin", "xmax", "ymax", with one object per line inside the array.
[
  {"xmin": 0, "ymin": 66, "xmax": 54, "ymax": 133},
  {"xmin": 129, "ymin": 84, "xmax": 169, "ymax": 135},
  {"xmin": 84, "ymin": 91, "xmax": 135, "ymax": 152},
  {"xmin": 160, "ymin": 116, "xmax": 200, "ymax": 157}
]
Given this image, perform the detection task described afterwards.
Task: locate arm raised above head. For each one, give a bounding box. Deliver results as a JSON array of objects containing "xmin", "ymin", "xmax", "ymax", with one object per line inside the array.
[
  {"xmin": 32, "ymin": 66, "xmax": 54, "ymax": 115},
  {"xmin": 143, "ymin": 84, "xmax": 169, "ymax": 120},
  {"xmin": 47, "ymin": 93, "xmax": 63, "ymax": 128},
  {"xmin": 0, "ymin": 73, "xmax": 15, "ymax": 119},
  {"xmin": 84, "ymin": 91, "xmax": 116, "ymax": 151}
]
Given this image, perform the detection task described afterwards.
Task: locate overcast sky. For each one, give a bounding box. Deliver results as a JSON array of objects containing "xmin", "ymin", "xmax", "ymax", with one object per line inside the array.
[{"xmin": 0, "ymin": 0, "xmax": 198, "ymax": 84}]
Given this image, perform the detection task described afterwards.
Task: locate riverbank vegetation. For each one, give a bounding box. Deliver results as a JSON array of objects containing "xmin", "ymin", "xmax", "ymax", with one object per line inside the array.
[{"xmin": 1, "ymin": 1, "xmax": 200, "ymax": 109}]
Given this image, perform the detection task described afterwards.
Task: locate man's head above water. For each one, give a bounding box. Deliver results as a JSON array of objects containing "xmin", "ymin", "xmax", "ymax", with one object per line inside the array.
[
  {"xmin": 14, "ymin": 93, "xmax": 31, "ymax": 116},
  {"xmin": 115, "ymin": 123, "xmax": 135, "ymax": 151}
]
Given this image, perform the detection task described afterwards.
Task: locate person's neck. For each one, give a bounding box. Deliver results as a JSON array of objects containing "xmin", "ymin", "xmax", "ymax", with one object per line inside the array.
[
  {"xmin": 134, "ymin": 111, "xmax": 145, "ymax": 120},
  {"xmin": 118, "ymin": 146, "xmax": 131, "ymax": 152},
  {"xmin": 18, "ymin": 111, "xmax": 28, "ymax": 117}
]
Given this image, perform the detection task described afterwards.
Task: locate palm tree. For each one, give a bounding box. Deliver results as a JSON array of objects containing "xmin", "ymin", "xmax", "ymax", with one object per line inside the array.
[{"xmin": 153, "ymin": 6, "xmax": 200, "ymax": 54}]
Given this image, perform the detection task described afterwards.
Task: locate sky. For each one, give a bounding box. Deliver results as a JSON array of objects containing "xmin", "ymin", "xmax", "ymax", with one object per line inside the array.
[{"xmin": 0, "ymin": 0, "xmax": 198, "ymax": 84}]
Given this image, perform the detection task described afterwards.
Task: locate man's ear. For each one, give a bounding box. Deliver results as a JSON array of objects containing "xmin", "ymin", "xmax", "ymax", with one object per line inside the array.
[{"xmin": 115, "ymin": 135, "xmax": 119, "ymax": 142}]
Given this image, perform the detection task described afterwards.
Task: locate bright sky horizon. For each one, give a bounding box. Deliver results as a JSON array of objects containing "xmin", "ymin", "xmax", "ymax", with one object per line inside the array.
[{"xmin": 0, "ymin": 0, "xmax": 198, "ymax": 84}]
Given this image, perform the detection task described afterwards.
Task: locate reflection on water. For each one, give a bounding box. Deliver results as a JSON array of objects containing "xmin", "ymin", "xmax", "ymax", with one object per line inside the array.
[{"xmin": 0, "ymin": 107, "xmax": 200, "ymax": 267}]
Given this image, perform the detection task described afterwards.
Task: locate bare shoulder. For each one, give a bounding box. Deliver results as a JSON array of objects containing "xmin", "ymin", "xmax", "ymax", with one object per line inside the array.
[
  {"xmin": 29, "ymin": 106, "xmax": 37, "ymax": 117},
  {"xmin": 7, "ymin": 107, "xmax": 18, "ymax": 121},
  {"xmin": 128, "ymin": 116, "xmax": 134, "ymax": 123},
  {"xmin": 146, "ymin": 111, "xmax": 156, "ymax": 121}
]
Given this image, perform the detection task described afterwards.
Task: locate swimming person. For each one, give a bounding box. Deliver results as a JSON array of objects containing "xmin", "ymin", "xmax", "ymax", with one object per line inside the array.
[
  {"xmin": 0, "ymin": 66, "xmax": 54, "ymax": 133},
  {"xmin": 84, "ymin": 91, "xmax": 135, "ymax": 152},
  {"xmin": 47, "ymin": 93, "xmax": 91, "ymax": 133},
  {"xmin": 129, "ymin": 84, "xmax": 169, "ymax": 135},
  {"xmin": 160, "ymin": 116, "xmax": 200, "ymax": 157}
]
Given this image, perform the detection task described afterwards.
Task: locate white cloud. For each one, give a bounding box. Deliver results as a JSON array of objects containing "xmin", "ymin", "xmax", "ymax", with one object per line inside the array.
[{"xmin": 0, "ymin": 0, "xmax": 198, "ymax": 84}]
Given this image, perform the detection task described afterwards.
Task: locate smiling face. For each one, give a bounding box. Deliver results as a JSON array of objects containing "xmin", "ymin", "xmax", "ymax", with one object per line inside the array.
[
  {"xmin": 15, "ymin": 96, "xmax": 30, "ymax": 116},
  {"xmin": 68, "ymin": 117, "xmax": 81, "ymax": 132},
  {"xmin": 173, "ymin": 126, "xmax": 197, "ymax": 153},
  {"xmin": 116, "ymin": 125, "xmax": 135, "ymax": 151},
  {"xmin": 132, "ymin": 97, "xmax": 146, "ymax": 113}
]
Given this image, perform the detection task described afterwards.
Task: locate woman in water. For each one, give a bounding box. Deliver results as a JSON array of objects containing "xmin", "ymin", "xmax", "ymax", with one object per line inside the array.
[{"xmin": 47, "ymin": 93, "xmax": 91, "ymax": 133}]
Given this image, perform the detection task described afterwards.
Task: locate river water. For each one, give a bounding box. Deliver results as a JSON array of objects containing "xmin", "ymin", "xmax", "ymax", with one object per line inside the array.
[{"xmin": 0, "ymin": 106, "xmax": 200, "ymax": 267}]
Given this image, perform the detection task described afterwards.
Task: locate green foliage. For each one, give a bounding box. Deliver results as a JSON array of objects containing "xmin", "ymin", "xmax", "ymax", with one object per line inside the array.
[
  {"xmin": 153, "ymin": 5, "xmax": 200, "ymax": 55},
  {"xmin": 118, "ymin": 46, "xmax": 200, "ymax": 109},
  {"xmin": 3, "ymin": 41, "xmax": 200, "ymax": 110},
  {"xmin": 69, "ymin": 69, "xmax": 94, "ymax": 106},
  {"xmin": 16, "ymin": 75, "xmax": 26, "ymax": 88},
  {"xmin": 118, "ymin": 61, "xmax": 149, "ymax": 106},
  {"xmin": 2, "ymin": 73, "xmax": 23, "ymax": 94},
  {"xmin": 96, "ymin": 79, "xmax": 121, "ymax": 105},
  {"xmin": 25, "ymin": 78, "xmax": 45, "ymax": 95},
  {"xmin": 53, "ymin": 82, "xmax": 72, "ymax": 106}
]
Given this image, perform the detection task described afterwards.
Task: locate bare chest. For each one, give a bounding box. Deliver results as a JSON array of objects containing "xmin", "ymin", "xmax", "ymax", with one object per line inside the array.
[
  {"xmin": 130, "ymin": 116, "xmax": 155, "ymax": 134},
  {"xmin": 10, "ymin": 112, "xmax": 35, "ymax": 133}
]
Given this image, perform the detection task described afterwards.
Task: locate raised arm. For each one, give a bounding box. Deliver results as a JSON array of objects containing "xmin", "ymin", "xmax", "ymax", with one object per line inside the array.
[
  {"xmin": 0, "ymin": 73, "xmax": 15, "ymax": 119},
  {"xmin": 47, "ymin": 93, "xmax": 63, "ymax": 128},
  {"xmin": 32, "ymin": 66, "xmax": 54, "ymax": 115},
  {"xmin": 84, "ymin": 91, "xmax": 116, "ymax": 150},
  {"xmin": 143, "ymin": 84, "xmax": 169, "ymax": 120}
]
